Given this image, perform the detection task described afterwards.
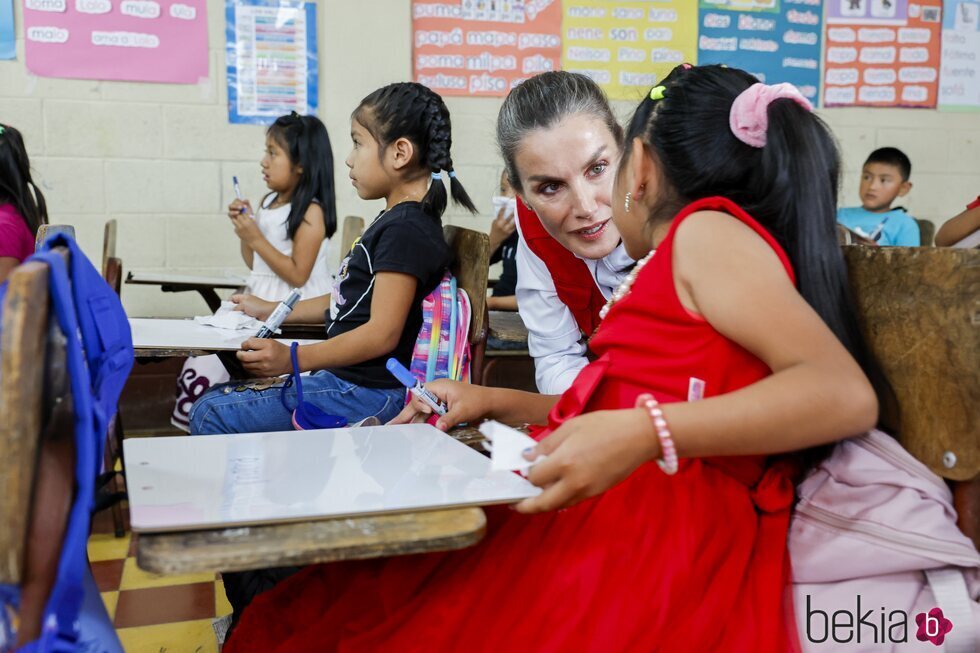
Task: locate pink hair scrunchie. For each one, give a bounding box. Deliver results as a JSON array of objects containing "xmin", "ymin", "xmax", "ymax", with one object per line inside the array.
[{"xmin": 729, "ymin": 82, "xmax": 813, "ymax": 148}]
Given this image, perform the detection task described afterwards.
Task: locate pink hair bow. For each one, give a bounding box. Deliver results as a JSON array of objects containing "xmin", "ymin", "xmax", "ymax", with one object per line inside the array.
[{"xmin": 729, "ymin": 82, "xmax": 813, "ymax": 148}]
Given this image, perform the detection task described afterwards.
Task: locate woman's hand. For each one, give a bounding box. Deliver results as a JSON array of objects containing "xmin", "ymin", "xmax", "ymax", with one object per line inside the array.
[
  {"xmin": 389, "ymin": 380, "xmax": 497, "ymax": 431},
  {"xmin": 231, "ymin": 294, "xmax": 276, "ymax": 321},
  {"xmin": 230, "ymin": 211, "xmax": 263, "ymax": 247},
  {"xmin": 237, "ymin": 338, "xmax": 292, "ymax": 376},
  {"xmin": 516, "ymin": 408, "xmax": 658, "ymax": 514},
  {"xmin": 228, "ymin": 199, "xmax": 253, "ymax": 219}
]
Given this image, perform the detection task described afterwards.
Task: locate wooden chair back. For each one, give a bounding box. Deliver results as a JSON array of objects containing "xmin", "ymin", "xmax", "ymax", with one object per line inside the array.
[
  {"xmin": 35, "ymin": 224, "xmax": 75, "ymax": 251},
  {"xmin": 845, "ymin": 246, "xmax": 979, "ymax": 544},
  {"xmin": 102, "ymin": 219, "xmax": 117, "ymax": 278},
  {"xmin": 915, "ymin": 218, "xmax": 935, "ymax": 247},
  {"xmin": 443, "ymin": 225, "xmax": 489, "ymax": 346},
  {"xmin": 341, "ymin": 215, "xmax": 365, "ymax": 256},
  {"xmin": 0, "ymin": 250, "xmax": 75, "ymax": 643}
]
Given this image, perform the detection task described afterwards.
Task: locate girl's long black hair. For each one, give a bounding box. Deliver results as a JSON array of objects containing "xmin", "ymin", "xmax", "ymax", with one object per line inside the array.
[
  {"xmin": 624, "ymin": 65, "xmax": 893, "ymax": 431},
  {"xmin": 267, "ymin": 113, "xmax": 337, "ymax": 240},
  {"xmin": 353, "ymin": 82, "xmax": 477, "ymax": 219},
  {"xmin": 0, "ymin": 124, "xmax": 48, "ymax": 236}
]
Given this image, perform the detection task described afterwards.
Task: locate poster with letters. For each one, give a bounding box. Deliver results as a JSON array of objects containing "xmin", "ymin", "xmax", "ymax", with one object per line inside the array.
[
  {"xmin": 823, "ymin": 0, "xmax": 943, "ymax": 108},
  {"xmin": 226, "ymin": 0, "xmax": 318, "ymax": 124},
  {"xmin": 412, "ymin": 0, "xmax": 563, "ymax": 97},
  {"xmin": 939, "ymin": 0, "xmax": 980, "ymax": 110},
  {"xmin": 22, "ymin": 0, "xmax": 208, "ymax": 82},
  {"xmin": 561, "ymin": 0, "xmax": 698, "ymax": 101},
  {"xmin": 698, "ymin": 0, "xmax": 822, "ymax": 106}
]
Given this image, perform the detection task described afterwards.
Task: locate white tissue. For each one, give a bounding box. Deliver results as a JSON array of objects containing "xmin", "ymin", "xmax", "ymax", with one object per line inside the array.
[
  {"xmin": 478, "ymin": 420, "xmax": 545, "ymax": 473},
  {"xmin": 194, "ymin": 301, "xmax": 263, "ymax": 331}
]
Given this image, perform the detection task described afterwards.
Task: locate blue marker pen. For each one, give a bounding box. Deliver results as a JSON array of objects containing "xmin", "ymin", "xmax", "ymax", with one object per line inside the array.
[
  {"xmin": 232, "ymin": 176, "xmax": 247, "ymax": 214},
  {"xmin": 386, "ymin": 358, "xmax": 447, "ymax": 416},
  {"xmin": 256, "ymin": 288, "xmax": 301, "ymax": 339}
]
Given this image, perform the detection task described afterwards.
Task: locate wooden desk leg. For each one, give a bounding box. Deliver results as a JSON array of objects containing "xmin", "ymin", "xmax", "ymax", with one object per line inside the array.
[{"xmin": 953, "ymin": 476, "xmax": 980, "ymax": 551}]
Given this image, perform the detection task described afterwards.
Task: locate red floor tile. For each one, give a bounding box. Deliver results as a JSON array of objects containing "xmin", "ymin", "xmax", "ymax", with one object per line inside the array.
[
  {"xmin": 113, "ymin": 582, "xmax": 216, "ymax": 628},
  {"xmin": 91, "ymin": 559, "xmax": 126, "ymax": 592}
]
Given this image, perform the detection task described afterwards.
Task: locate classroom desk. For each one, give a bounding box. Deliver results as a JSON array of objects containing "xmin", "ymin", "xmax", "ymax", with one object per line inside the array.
[
  {"xmin": 130, "ymin": 318, "xmax": 322, "ymax": 359},
  {"xmin": 126, "ymin": 272, "xmax": 248, "ymax": 313},
  {"xmin": 487, "ymin": 310, "xmax": 529, "ymax": 352},
  {"xmin": 135, "ymin": 424, "xmax": 496, "ymax": 574}
]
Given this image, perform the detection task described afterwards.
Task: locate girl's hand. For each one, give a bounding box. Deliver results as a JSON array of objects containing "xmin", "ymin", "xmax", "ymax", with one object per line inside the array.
[
  {"xmin": 489, "ymin": 207, "xmax": 517, "ymax": 253},
  {"xmin": 230, "ymin": 212, "xmax": 262, "ymax": 246},
  {"xmin": 228, "ymin": 199, "xmax": 253, "ymax": 219},
  {"xmin": 237, "ymin": 338, "xmax": 291, "ymax": 376},
  {"xmin": 388, "ymin": 380, "xmax": 496, "ymax": 431},
  {"xmin": 231, "ymin": 293, "xmax": 275, "ymax": 321},
  {"xmin": 516, "ymin": 409, "xmax": 658, "ymax": 514}
]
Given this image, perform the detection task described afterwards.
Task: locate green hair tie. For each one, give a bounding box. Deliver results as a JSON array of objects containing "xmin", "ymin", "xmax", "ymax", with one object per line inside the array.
[
  {"xmin": 0, "ymin": 126, "xmax": 5, "ymax": 135},
  {"xmin": 649, "ymin": 86, "xmax": 666, "ymax": 101}
]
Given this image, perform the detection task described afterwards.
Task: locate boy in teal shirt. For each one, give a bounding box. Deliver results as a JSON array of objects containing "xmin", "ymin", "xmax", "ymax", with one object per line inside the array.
[{"xmin": 837, "ymin": 147, "xmax": 921, "ymax": 246}]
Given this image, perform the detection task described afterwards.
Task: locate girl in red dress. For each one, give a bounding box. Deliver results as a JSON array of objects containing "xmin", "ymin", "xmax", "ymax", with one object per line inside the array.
[{"xmin": 225, "ymin": 65, "xmax": 887, "ymax": 653}]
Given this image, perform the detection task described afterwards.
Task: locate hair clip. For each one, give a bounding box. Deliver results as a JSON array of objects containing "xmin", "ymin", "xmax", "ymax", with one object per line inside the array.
[
  {"xmin": 0, "ymin": 126, "xmax": 5, "ymax": 135},
  {"xmin": 681, "ymin": 63, "xmax": 692, "ymax": 70},
  {"xmin": 649, "ymin": 86, "xmax": 666, "ymax": 101}
]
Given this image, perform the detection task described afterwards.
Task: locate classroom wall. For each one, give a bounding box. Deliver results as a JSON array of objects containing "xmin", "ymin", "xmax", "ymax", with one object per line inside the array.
[{"xmin": 0, "ymin": 0, "xmax": 977, "ymax": 318}]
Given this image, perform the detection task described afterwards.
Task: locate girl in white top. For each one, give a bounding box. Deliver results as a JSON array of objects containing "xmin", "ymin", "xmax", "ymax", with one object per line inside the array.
[
  {"xmin": 171, "ymin": 112, "xmax": 337, "ymax": 430},
  {"xmin": 496, "ymin": 72, "xmax": 635, "ymax": 394}
]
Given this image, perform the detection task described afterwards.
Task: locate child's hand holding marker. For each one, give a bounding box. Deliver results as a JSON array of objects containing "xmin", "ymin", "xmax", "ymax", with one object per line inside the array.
[{"xmin": 388, "ymin": 376, "xmax": 494, "ymax": 431}]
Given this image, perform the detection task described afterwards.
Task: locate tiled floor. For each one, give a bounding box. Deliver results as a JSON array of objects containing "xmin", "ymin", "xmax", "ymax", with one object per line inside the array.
[{"xmin": 88, "ymin": 509, "xmax": 231, "ymax": 653}]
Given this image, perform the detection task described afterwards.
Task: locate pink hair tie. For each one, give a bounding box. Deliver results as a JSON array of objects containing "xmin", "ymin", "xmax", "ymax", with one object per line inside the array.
[{"xmin": 729, "ymin": 82, "xmax": 813, "ymax": 148}]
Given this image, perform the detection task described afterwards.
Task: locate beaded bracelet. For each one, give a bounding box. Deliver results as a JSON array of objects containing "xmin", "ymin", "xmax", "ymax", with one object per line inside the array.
[{"xmin": 635, "ymin": 393, "xmax": 678, "ymax": 475}]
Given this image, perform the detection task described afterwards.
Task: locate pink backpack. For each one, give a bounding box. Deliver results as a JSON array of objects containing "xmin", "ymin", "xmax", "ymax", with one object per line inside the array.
[{"xmin": 790, "ymin": 429, "xmax": 979, "ymax": 652}]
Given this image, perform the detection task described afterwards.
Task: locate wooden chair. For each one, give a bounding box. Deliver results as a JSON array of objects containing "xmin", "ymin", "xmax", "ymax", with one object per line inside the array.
[
  {"xmin": 0, "ymin": 254, "xmax": 75, "ymax": 644},
  {"xmin": 101, "ymin": 218, "xmax": 117, "ymax": 278},
  {"xmin": 35, "ymin": 224, "xmax": 75, "ymax": 251},
  {"xmin": 341, "ymin": 215, "xmax": 365, "ymax": 255},
  {"xmin": 915, "ymin": 218, "xmax": 935, "ymax": 247},
  {"xmin": 844, "ymin": 246, "xmax": 979, "ymax": 548},
  {"xmin": 102, "ymin": 249, "xmax": 127, "ymax": 537},
  {"xmin": 443, "ymin": 225, "xmax": 490, "ymax": 383}
]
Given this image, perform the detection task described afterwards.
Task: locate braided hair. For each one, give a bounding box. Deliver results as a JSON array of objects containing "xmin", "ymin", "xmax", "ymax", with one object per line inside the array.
[
  {"xmin": 353, "ymin": 82, "xmax": 477, "ymax": 218},
  {"xmin": 267, "ymin": 112, "xmax": 337, "ymax": 240}
]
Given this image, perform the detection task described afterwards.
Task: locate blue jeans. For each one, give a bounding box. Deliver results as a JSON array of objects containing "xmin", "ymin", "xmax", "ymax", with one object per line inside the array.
[{"xmin": 189, "ymin": 371, "xmax": 405, "ymax": 435}]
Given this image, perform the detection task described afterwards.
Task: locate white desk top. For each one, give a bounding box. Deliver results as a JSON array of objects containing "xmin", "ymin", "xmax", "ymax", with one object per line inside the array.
[
  {"xmin": 124, "ymin": 423, "xmax": 540, "ymax": 532},
  {"xmin": 127, "ymin": 272, "xmax": 248, "ymax": 287},
  {"xmin": 130, "ymin": 318, "xmax": 322, "ymax": 352}
]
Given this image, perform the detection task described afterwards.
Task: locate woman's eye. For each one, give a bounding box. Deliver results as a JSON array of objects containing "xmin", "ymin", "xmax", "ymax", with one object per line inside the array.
[
  {"xmin": 590, "ymin": 162, "xmax": 607, "ymax": 176},
  {"xmin": 539, "ymin": 183, "xmax": 560, "ymax": 195}
]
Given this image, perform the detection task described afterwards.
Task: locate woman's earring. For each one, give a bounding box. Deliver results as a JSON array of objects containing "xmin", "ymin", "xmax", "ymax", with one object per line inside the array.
[{"xmin": 624, "ymin": 192, "xmax": 632, "ymax": 213}]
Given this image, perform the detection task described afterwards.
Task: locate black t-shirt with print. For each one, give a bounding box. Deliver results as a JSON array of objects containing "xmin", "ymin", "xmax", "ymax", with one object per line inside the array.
[{"xmin": 325, "ymin": 201, "xmax": 450, "ymax": 388}]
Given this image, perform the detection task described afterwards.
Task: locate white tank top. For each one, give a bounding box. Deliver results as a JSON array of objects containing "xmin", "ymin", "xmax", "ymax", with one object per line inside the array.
[{"xmin": 246, "ymin": 194, "xmax": 331, "ymax": 301}]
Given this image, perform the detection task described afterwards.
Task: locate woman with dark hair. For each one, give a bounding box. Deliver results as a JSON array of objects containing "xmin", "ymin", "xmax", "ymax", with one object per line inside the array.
[
  {"xmin": 225, "ymin": 65, "xmax": 884, "ymax": 652},
  {"xmin": 498, "ymin": 71, "xmax": 635, "ymax": 394},
  {"xmin": 0, "ymin": 124, "xmax": 47, "ymax": 283}
]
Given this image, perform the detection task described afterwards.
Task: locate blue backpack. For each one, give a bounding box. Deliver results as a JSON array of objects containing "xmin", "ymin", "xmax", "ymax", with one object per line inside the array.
[{"xmin": 0, "ymin": 233, "xmax": 132, "ymax": 652}]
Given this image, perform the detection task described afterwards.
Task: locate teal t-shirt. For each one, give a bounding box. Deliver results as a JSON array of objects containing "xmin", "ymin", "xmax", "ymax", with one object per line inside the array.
[{"xmin": 837, "ymin": 206, "xmax": 921, "ymax": 246}]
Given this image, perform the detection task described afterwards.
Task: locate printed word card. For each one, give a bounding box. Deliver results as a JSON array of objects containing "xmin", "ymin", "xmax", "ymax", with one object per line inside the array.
[
  {"xmin": 561, "ymin": 0, "xmax": 697, "ymax": 101},
  {"xmin": 939, "ymin": 0, "xmax": 980, "ymax": 110},
  {"xmin": 22, "ymin": 0, "xmax": 208, "ymax": 82},
  {"xmin": 823, "ymin": 0, "xmax": 943, "ymax": 108},
  {"xmin": 412, "ymin": 0, "xmax": 563, "ymax": 97},
  {"xmin": 699, "ymin": 0, "xmax": 822, "ymax": 106}
]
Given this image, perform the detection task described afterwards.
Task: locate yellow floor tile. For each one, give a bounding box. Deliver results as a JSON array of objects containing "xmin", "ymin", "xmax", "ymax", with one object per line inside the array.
[
  {"xmin": 100, "ymin": 591, "xmax": 119, "ymax": 620},
  {"xmin": 87, "ymin": 533, "xmax": 131, "ymax": 562},
  {"xmin": 215, "ymin": 580, "xmax": 233, "ymax": 617},
  {"xmin": 116, "ymin": 618, "xmax": 217, "ymax": 653},
  {"xmin": 119, "ymin": 557, "xmax": 216, "ymax": 591}
]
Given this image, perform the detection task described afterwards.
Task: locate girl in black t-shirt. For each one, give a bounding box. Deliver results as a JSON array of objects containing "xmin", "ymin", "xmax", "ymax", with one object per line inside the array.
[{"xmin": 190, "ymin": 82, "xmax": 477, "ymax": 439}]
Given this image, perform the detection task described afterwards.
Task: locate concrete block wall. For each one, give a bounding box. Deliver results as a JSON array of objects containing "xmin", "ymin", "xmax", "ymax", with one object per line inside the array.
[{"xmin": 1, "ymin": 0, "xmax": 977, "ymax": 318}]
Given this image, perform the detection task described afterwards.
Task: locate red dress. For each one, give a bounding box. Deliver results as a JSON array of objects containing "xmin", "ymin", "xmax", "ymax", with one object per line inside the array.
[{"xmin": 226, "ymin": 198, "xmax": 801, "ymax": 653}]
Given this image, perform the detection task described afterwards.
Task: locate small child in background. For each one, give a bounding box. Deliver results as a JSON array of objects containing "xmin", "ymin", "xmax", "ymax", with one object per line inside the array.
[
  {"xmin": 0, "ymin": 124, "xmax": 48, "ymax": 283},
  {"xmin": 837, "ymin": 147, "xmax": 920, "ymax": 246},
  {"xmin": 171, "ymin": 113, "xmax": 337, "ymax": 430},
  {"xmin": 487, "ymin": 170, "xmax": 519, "ymax": 311}
]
